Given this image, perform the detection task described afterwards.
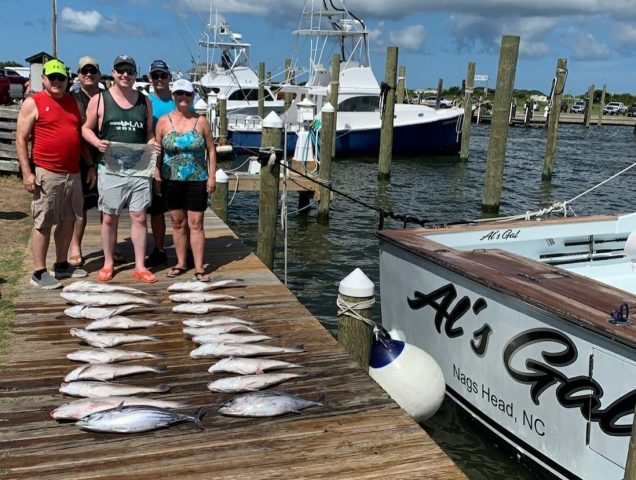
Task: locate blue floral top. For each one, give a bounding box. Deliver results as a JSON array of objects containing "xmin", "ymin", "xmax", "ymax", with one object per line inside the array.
[{"xmin": 161, "ymin": 116, "xmax": 208, "ymax": 181}]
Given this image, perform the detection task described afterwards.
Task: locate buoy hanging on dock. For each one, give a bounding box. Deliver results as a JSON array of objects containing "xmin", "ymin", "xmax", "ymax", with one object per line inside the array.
[{"xmin": 369, "ymin": 326, "xmax": 445, "ymax": 421}]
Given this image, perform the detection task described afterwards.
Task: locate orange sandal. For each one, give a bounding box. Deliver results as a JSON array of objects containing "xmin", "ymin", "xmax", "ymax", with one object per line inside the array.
[
  {"xmin": 132, "ymin": 269, "xmax": 158, "ymax": 284},
  {"xmin": 96, "ymin": 267, "xmax": 114, "ymax": 282}
]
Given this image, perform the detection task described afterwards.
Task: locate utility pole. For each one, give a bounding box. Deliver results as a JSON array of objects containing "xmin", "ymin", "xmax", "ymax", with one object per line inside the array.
[{"xmin": 52, "ymin": 0, "xmax": 58, "ymax": 57}]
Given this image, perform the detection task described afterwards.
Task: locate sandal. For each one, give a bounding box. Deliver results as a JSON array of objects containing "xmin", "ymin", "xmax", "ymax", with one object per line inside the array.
[
  {"xmin": 96, "ymin": 267, "xmax": 114, "ymax": 282},
  {"xmin": 132, "ymin": 269, "xmax": 158, "ymax": 284},
  {"xmin": 68, "ymin": 255, "xmax": 84, "ymax": 267},
  {"xmin": 167, "ymin": 266, "xmax": 188, "ymax": 278},
  {"xmin": 193, "ymin": 271, "xmax": 211, "ymax": 282}
]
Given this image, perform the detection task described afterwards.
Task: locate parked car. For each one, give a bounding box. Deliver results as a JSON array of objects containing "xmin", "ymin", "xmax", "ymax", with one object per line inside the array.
[
  {"xmin": 0, "ymin": 68, "xmax": 28, "ymax": 100},
  {"xmin": 571, "ymin": 100, "xmax": 586, "ymax": 114},
  {"xmin": 603, "ymin": 101, "xmax": 627, "ymax": 115},
  {"xmin": 423, "ymin": 96, "xmax": 453, "ymax": 108},
  {"xmin": 627, "ymin": 104, "xmax": 636, "ymax": 117},
  {"xmin": 0, "ymin": 77, "xmax": 10, "ymax": 105}
]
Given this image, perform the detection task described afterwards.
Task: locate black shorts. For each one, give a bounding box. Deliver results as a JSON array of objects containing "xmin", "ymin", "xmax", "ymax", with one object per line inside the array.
[
  {"xmin": 147, "ymin": 189, "xmax": 168, "ymax": 215},
  {"xmin": 80, "ymin": 161, "xmax": 98, "ymax": 211},
  {"xmin": 164, "ymin": 180, "xmax": 208, "ymax": 212}
]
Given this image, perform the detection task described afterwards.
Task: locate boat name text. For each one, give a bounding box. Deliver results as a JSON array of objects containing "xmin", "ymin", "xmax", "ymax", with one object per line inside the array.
[{"xmin": 479, "ymin": 229, "xmax": 521, "ymax": 241}]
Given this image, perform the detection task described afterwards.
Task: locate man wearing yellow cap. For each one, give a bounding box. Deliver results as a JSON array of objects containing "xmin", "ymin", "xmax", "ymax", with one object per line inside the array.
[{"xmin": 15, "ymin": 59, "xmax": 94, "ymax": 289}]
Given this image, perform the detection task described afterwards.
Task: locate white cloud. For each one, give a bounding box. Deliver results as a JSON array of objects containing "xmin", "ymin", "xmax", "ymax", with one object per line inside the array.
[
  {"xmin": 389, "ymin": 25, "xmax": 426, "ymax": 52},
  {"xmin": 60, "ymin": 7, "xmax": 102, "ymax": 33},
  {"xmin": 560, "ymin": 29, "xmax": 610, "ymax": 61}
]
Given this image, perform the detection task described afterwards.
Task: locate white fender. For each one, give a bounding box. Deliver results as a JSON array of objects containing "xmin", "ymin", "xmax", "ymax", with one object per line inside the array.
[{"xmin": 369, "ymin": 326, "xmax": 445, "ymax": 421}]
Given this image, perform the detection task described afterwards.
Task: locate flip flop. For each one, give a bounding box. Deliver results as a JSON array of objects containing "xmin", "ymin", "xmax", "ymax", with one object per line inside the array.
[
  {"xmin": 167, "ymin": 266, "xmax": 188, "ymax": 278},
  {"xmin": 132, "ymin": 269, "xmax": 158, "ymax": 284},
  {"xmin": 193, "ymin": 271, "xmax": 211, "ymax": 282},
  {"xmin": 96, "ymin": 267, "xmax": 114, "ymax": 282},
  {"xmin": 68, "ymin": 255, "xmax": 84, "ymax": 267}
]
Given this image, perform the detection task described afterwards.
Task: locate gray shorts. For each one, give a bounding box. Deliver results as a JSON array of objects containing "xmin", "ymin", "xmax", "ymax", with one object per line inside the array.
[
  {"xmin": 32, "ymin": 167, "xmax": 83, "ymax": 229},
  {"xmin": 97, "ymin": 167, "xmax": 152, "ymax": 215}
]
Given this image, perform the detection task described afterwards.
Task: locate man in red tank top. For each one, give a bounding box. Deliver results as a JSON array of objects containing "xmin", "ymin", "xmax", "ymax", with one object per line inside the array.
[{"xmin": 16, "ymin": 59, "xmax": 95, "ymax": 289}]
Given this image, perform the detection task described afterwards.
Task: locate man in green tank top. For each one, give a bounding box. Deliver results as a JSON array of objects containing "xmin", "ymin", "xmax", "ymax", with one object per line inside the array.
[{"xmin": 82, "ymin": 55, "xmax": 160, "ymax": 284}]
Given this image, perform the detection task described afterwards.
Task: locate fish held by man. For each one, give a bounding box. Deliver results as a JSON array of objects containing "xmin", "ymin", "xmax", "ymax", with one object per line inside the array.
[
  {"xmin": 59, "ymin": 380, "xmax": 171, "ymax": 398},
  {"xmin": 190, "ymin": 343, "xmax": 305, "ymax": 359},
  {"xmin": 207, "ymin": 372, "xmax": 306, "ymax": 393},
  {"xmin": 76, "ymin": 404, "xmax": 206, "ymax": 433},
  {"xmin": 66, "ymin": 347, "xmax": 165, "ymax": 364},
  {"xmin": 208, "ymin": 357, "xmax": 302, "ymax": 375},
  {"xmin": 70, "ymin": 328, "xmax": 159, "ymax": 348},
  {"xmin": 167, "ymin": 279, "xmax": 243, "ymax": 292},
  {"xmin": 61, "ymin": 292, "xmax": 159, "ymax": 306},
  {"xmin": 218, "ymin": 391, "xmax": 323, "ymax": 417},
  {"xmin": 64, "ymin": 363, "xmax": 167, "ymax": 382},
  {"xmin": 51, "ymin": 396, "xmax": 190, "ymax": 420}
]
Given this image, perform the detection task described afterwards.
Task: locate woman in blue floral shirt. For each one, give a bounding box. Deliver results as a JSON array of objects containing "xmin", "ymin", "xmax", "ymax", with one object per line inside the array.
[{"xmin": 155, "ymin": 79, "xmax": 216, "ymax": 281}]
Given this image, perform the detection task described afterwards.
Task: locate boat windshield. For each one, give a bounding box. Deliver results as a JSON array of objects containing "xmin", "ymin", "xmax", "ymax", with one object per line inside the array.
[{"xmin": 338, "ymin": 95, "xmax": 379, "ymax": 112}]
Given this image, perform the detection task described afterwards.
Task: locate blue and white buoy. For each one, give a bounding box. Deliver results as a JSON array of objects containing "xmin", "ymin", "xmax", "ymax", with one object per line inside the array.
[{"xmin": 369, "ymin": 326, "xmax": 445, "ymax": 421}]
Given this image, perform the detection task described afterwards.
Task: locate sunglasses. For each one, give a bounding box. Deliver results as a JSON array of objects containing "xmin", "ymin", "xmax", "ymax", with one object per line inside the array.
[
  {"xmin": 46, "ymin": 73, "xmax": 67, "ymax": 82},
  {"xmin": 173, "ymin": 91, "xmax": 193, "ymax": 97},
  {"xmin": 80, "ymin": 66, "xmax": 99, "ymax": 75},
  {"xmin": 115, "ymin": 67, "xmax": 136, "ymax": 76},
  {"xmin": 151, "ymin": 72, "xmax": 169, "ymax": 80}
]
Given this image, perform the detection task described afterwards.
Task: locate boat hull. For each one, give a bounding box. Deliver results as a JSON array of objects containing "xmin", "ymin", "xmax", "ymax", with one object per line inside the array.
[{"xmin": 378, "ymin": 219, "xmax": 636, "ymax": 480}]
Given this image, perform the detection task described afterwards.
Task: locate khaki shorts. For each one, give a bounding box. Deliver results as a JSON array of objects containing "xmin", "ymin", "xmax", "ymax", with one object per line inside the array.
[
  {"xmin": 98, "ymin": 167, "xmax": 152, "ymax": 215},
  {"xmin": 32, "ymin": 167, "xmax": 83, "ymax": 229}
]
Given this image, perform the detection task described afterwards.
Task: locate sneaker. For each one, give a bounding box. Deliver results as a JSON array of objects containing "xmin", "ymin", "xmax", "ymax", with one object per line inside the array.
[
  {"xmin": 52, "ymin": 264, "xmax": 88, "ymax": 279},
  {"xmin": 146, "ymin": 248, "xmax": 168, "ymax": 267},
  {"xmin": 30, "ymin": 271, "xmax": 62, "ymax": 289}
]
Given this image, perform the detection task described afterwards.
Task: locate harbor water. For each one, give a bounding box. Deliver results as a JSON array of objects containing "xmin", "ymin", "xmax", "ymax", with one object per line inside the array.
[{"xmin": 223, "ymin": 122, "xmax": 636, "ymax": 478}]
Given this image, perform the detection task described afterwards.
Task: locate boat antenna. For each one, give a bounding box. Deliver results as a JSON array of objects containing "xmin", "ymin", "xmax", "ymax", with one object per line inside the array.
[{"xmin": 329, "ymin": 0, "xmax": 366, "ymax": 30}]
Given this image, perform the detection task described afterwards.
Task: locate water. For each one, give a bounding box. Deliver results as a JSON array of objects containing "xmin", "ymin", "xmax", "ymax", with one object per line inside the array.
[{"xmin": 222, "ymin": 123, "xmax": 636, "ymax": 478}]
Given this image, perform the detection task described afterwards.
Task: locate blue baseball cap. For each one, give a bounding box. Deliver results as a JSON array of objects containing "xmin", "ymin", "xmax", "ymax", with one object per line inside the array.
[{"xmin": 149, "ymin": 60, "xmax": 169, "ymax": 74}]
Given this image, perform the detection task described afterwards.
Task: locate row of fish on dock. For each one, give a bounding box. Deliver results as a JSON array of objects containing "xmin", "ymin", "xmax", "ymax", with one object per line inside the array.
[{"xmin": 52, "ymin": 279, "xmax": 323, "ymax": 433}]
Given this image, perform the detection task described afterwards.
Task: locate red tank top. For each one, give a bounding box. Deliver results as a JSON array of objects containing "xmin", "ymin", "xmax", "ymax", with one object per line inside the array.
[{"xmin": 31, "ymin": 92, "xmax": 81, "ymax": 173}]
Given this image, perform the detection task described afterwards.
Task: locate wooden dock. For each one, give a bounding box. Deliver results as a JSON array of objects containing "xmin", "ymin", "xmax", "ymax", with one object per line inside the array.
[{"xmin": 0, "ymin": 209, "xmax": 466, "ymax": 479}]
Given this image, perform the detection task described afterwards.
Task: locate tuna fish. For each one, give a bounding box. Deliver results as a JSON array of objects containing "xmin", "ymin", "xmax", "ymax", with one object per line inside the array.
[
  {"xmin": 218, "ymin": 391, "xmax": 323, "ymax": 417},
  {"xmin": 172, "ymin": 303, "xmax": 242, "ymax": 314},
  {"xmin": 207, "ymin": 372, "xmax": 305, "ymax": 393},
  {"xmin": 85, "ymin": 317, "xmax": 172, "ymax": 331},
  {"xmin": 64, "ymin": 363, "xmax": 167, "ymax": 382},
  {"xmin": 63, "ymin": 281, "xmax": 148, "ymax": 295},
  {"xmin": 192, "ymin": 333, "xmax": 273, "ymax": 345},
  {"xmin": 182, "ymin": 316, "xmax": 254, "ymax": 327},
  {"xmin": 167, "ymin": 279, "xmax": 243, "ymax": 292},
  {"xmin": 208, "ymin": 357, "xmax": 302, "ymax": 375},
  {"xmin": 182, "ymin": 324, "xmax": 262, "ymax": 336},
  {"xmin": 190, "ymin": 343, "xmax": 305, "ymax": 359},
  {"xmin": 51, "ymin": 396, "xmax": 190, "ymax": 420},
  {"xmin": 59, "ymin": 381, "xmax": 170, "ymax": 398},
  {"xmin": 169, "ymin": 292, "xmax": 242, "ymax": 303},
  {"xmin": 64, "ymin": 305, "xmax": 139, "ymax": 319},
  {"xmin": 61, "ymin": 292, "xmax": 159, "ymax": 306},
  {"xmin": 76, "ymin": 404, "xmax": 205, "ymax": 433},
  {"xmin": 70, "ymin": 328, "xmax": 159, "ymax": 348},
  {"xmin": 66, "ymin": 348, "xmax": 165, "ymax": 364}
]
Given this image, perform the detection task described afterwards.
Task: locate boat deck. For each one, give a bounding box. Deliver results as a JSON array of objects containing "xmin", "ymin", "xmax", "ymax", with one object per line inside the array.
[{"xmin": 0, "ymin": 210, "xmax": 466, "ymax": 479}]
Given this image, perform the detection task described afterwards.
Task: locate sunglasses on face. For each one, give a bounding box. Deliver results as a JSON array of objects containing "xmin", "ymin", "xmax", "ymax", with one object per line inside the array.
[
  {"xmin": 115, "ymin": 67, "xmax": 136, "ymax": 76},
  {"xmin": 174, "ymin": 91, "xmax": 193, "ymax": 97},
  {"xmin": 80, "ymin": 66, "xmax": 99, "ymax": 75},
  {"xmin": 46, "ymin": 73, "xmax": 67, "ymax": 82},
  {"xmin": 151, "ymin": 72, "xmax": 169, "ymax": 80}
]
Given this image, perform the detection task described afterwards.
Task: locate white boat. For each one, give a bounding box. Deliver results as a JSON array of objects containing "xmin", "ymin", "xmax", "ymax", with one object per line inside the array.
[
  {"xmin": 228, "ymin": 1, "xmax": 465, "ymax": 157},
  {"xmin": 194, "ymin": 14, "xmax": 284, "ymax": 118},
  {"xmin": 378, "ymin": 211, "xmax": 636, "ymax": 479}
]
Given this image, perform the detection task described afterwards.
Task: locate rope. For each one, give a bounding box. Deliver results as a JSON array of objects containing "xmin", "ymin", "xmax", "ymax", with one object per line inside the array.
[{"xmin": 336, "ymin": 294, "xmax": 376, "ymax": 327}]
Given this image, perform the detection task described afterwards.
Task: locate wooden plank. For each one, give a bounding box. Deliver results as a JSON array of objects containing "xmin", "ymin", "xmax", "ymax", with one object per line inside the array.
[
  {"xmin": 0, "ymin": 130, "xmax": 16, "ymax": 141},
  {"xmin": 0, "ymin": 120, "xmax": 18, "ymax": 130},
  {"xmin": 0, "ymin": 159, "xmax": 19, "ymax": 171},
  {"xmin": 228, "ymin": 173, "xmax": 318, "ymax": 193},
  {"xmin": 0, "ymin": 107, "xmax": 19, "ymax": 119}
]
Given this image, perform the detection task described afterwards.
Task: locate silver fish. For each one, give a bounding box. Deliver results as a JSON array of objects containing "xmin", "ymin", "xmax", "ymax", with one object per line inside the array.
[
  {"xmin": 63, "ymin": 281, "xmax": 148, "ymax": 295},
  {"xmin": 207, "ymin": 372, "xmax": 305, "ymax": 393},
  {"xmin": 85, "ymin": 316, "xmax": 172, "ymax": 331},
  {"xmin": 183, "ymin": 324, "xmax": 262, "ymax": 336},
  {"xmin": 61, "ymin": 292, "xmax": 159, "ymax": 306},
  {"xmin": 51, "ymin": 396, "xmax": 190, "ymax": 420},
  {"xmin": 169, "ymin": 292, "xmax": 241, "ymax": 303},
  {"xmin": 76, "ymin": 405, "xmax": 205, "ymax": 433},
  {"xmin": 59, "ymin": 381, "xmax": 170, "ymax": 398},
  {"xmin": 172, "ymin": 303, "xmax": 242, "ymax": 314},
  {"xmin": 183, "ymin": 316, "xmax": 254, "ymax": 327},
  {"xmin": 192, "ymin": 333, "xmax": 272, "ymax": 345},
  {"xmin": 167, "ymin": 279, "xmax": 243, "ymax": 292},
  {"xmin": 64, "ymin": 305, "xmax": 139, "ymax": 319},
  {"xmin": 64, "ymin": 363, "xmax": 167, "ymax": 382},
  {"xmin": 70, "ymin": 329, "xmax": 159, "ymax": 348},
  {"xmin": 218, "ymin": 391, "xmax": 323, "ymax": 417},
  {"xmin": 208, "ymin": 357, "xmax": 302, "ymax": 375},
  {"xmin": 190, "ymin": 342, "xmax": 305, "ymax": 359},
  {"xmin": 67, "ymin": 348, "xmax": 165, "ymax": 364}
]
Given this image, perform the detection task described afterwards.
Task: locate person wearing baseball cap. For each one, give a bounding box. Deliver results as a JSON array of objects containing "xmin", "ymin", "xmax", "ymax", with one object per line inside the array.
[{"xmin": 113, "ymin": 54, "xmax": 137, "ymax": 70}]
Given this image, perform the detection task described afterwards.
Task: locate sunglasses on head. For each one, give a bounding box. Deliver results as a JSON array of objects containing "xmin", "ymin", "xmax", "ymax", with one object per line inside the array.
[
  {"xmin": 173, "ymin": 90, "xmax": 193, "ymax": 97},
  {"xmin": 46, "ymin": 73, "xmax": 67, "ymax": 82},
  {"xmin": 151, "ymin": 71, "xmax": 169, "ymax": 80},
  {"xmin": 80, "ymin": 66, "xmax": 99, "ymax": 75},
  {"xmin": 115, "ymin": 67, "xmax": 136, "ymax": 76}
]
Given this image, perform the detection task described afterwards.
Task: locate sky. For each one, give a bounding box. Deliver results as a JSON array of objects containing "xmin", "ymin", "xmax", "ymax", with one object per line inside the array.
[{"xmin": 2, "ymin": 0, "xmax": 636, "ymax": 98}]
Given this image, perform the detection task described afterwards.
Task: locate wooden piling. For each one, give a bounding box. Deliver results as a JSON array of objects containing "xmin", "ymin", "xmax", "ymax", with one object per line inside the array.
[
  {"xmin": 460, "ymin": 62, "xmax": 475, "ymax": 161},
  {"xmin": 212, "ymin": 169, "xmax": 229, "ymax": 223},
  {"xmin": 542, "ymin": 58, "xmax": 568, "ymax": 182},
  {"xmin": 330, "ymin": 53, "xmax": 340, "ymax": 158},
  {"xmin": 598, "ymin": 83, "xmax": 607, "ymax": 126},
  {"xmin": 218, "ymin": 96, "xmax": 228, "ymax": 145},
  {"xmin": 258, "ymin": 62, "xmax": 265, "ymax": 120},
  {"xmin": 317, "ymin": 103, "xmax": 335, "ymax": 224},
  {"xmin": 481, "ymin": 35, "xmax": 520, "ymax": 215},
  {"xmin": 397, "ymin": 65, "xmax": 406, "ymax": 104},
  {"xmin": 626, "ymin": 405, "xmax": 636, "ymax": 480},
  {"xmin": 378, "ymin": 46, "xmax": 398, "ymax": 181},
  {"xmin": 584, "ymin": 84, "xmax": 594, "ymax": 128},
  {"xmin": 436, "ymin": 78, "xmax": 443, "ymax": 109},
  {"xmin": 284, "ymin": 58, "xmax": 293, "ymax": 113},
  {"xmin": 257, "ymin": 113, "xmax": 283, "ymax": 270}
]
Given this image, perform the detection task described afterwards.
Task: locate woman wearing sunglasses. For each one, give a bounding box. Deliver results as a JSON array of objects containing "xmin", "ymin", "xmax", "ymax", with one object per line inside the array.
[{"xmin": 154, "ymin": 78, "xmax": 217, "ymax": 282}]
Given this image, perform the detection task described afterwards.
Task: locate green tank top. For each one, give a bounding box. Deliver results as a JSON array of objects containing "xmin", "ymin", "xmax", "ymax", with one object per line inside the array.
[{"xmin": 99, "ymin": 90, "xmax": 148, "ymax": 144}]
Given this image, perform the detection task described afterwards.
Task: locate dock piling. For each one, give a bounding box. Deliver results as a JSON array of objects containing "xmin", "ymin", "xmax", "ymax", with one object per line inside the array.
[
  {"xmin": 397, "ymin": 65, "xmax": 406, "ymax": 104},
  {"xmin": 378, "ymin": 46, "xmax": 398, "ymax": 181},
  {"xmin": 317, "ymin": 103, "xmax": 335, "ymax": 224},
  {"xmin": 542, "ymin": 58, "xmax": 568, "ymax": 182},
  {"xmin": 258, "ymin": 62, "xmax": 265, "ymax": 120},
  {"xmin": 584, "ymin": 84, "xmax": 595, "ymax": 128},
  {"xmin": 218, "ymin": 95, "xmax": 228, "ymax": 145},
  {"xmin": 330, "ymin": 53, "xmax": 340, "ymax": 158},
  {"xmin": 212, "ymin": 169, "xmax": 229, "ymax": 223},
  {"xmin": 460, "ymin": 62, "xmax": 475, "ymax": 161},
  {"xmin": 284, "ymin": 58, "xmax": 293, "ymax": 113},
  {"xmin": 598, "ymin": 84, "xmax": 607, "ymax": 126}
]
